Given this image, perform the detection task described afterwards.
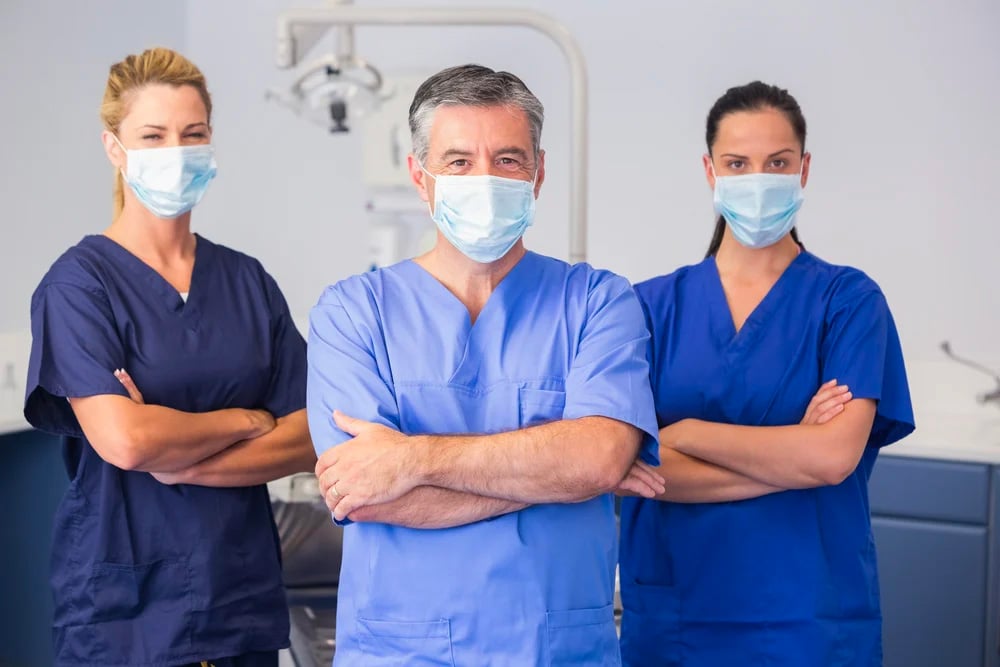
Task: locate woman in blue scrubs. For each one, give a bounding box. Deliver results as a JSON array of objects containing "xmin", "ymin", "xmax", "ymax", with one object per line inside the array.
[
  {"xmin": 23, "ymin": 48, "xmax": 314, "ymax": 667},
  {"xmin": 618, "ymin": 81, "xmax": 915, "ymax": 666}
]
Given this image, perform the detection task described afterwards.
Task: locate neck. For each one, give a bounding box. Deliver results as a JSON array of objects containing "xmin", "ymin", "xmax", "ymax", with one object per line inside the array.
[
  {"xmin": 415, "ymin": 235, "xmax": 527, "ymax": 321},
  {"xmin": 714, "ymin": 228, "xmax": 800, "ymax": 278},
  {"xmin": 105, "ymin": 201, "xmax": 196, "ymax": 264}
]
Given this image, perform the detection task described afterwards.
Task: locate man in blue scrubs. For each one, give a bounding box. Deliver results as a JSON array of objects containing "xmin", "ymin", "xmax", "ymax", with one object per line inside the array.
[{"xmin": 306, "ymin": 64, "xmax": 662, "ymax": 665}]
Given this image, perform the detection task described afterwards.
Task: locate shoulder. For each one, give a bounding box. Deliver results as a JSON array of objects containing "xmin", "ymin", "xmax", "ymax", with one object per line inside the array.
[
  {"xmin": 531, "ymin": 253, "xmax": 634, "ymax": 299},
  {"xmin": 800, "ymin": 252, "xmax": 887, "ymax": 309},
  {"xmin": 32, "ymin": 237, "xmax": 113, "ymax": 305},
  {"xmin": 634, "ymin": 259, "xmax": 708, "ymax": 309},
  {"xmin": 197, "ymin": 235, "xmax": 268, "ymax": 276}
]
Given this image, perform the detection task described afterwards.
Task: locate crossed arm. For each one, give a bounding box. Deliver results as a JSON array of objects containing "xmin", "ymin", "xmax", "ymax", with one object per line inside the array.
[
  {"xmin": 618, "ymin": 380, "xmax": 877, "ymax": 503},
  {"xmin": 71, "ymin": 370, "xmax": 314, "ymax": 485},
  {"xmin": 316, "ymin": 411, "xmax": 664, "ymax": 527}
]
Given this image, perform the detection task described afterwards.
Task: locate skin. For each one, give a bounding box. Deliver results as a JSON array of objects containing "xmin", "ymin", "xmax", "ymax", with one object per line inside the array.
[
  {"xmin": 69, "ymin": 83, "xmax": 314, "ymax": 483},
  {"xmin": 313, "ymin": 103, "xmax": 664, "ymax": 526},
  {"xmin": 616, "ymin": 108, "xmax": 875, "ymax": 502}
]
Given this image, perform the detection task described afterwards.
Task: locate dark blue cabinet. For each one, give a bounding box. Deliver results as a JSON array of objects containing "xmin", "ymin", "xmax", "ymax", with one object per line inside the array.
[{"xmin": 870, "ymin": 455, "xmax": 998, "ymax": 667}]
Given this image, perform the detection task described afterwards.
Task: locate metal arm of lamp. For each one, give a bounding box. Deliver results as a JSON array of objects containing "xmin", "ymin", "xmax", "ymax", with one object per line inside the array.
[{"xmin": 275, "ymin": 6, "xmax": 589, "ymax": 263}]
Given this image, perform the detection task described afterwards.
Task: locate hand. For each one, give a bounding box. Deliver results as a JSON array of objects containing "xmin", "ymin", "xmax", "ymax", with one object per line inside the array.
[
  {"xmin": 114, "ymin": 368, "xmax": 144, "ymax": 404},
  {"xmin": 615, "ymin": 460, "xmax": 667, "ymax": 498},
  {"xmin": 315, "ymin": 411, "xmax": 418, "ymax": 522},
  {"xmin": 801, "ymin": 379, "xmax": 852, "ymax": 425}
]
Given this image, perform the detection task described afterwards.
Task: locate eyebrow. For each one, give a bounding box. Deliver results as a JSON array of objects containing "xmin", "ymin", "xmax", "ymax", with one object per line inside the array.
[
  {"xmin": 137, "ymin": 122, "xmax": 209, "ymax": 131},
  {"xmin": 720, "ymin": 148, "xmax": 797, "ymax": 160},
  {"xmin": 436, "ymin": 146, "xmax": 532, "ymax": 162},
  {"xmin": 493, "ymin": 146, "xmax": 530, "ymax": 160}
]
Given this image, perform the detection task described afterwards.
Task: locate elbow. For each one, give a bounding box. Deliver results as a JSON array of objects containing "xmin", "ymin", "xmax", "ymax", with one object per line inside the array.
[
  {"xmin": 812, "ymin": 453, "xmax": 862, "ymax": 487},
  {"xmin": 586, "ymin": 435, "xmax": 640, "ymax": 494},
  {"xmin": 96, "ymin": 425, "xmax": 153, "ymax": 471}
]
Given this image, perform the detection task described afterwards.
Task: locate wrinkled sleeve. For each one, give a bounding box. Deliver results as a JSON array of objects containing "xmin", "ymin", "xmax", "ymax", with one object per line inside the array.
[
  {"xmin": 820, "ymin": 285, "xmax": 915, "ymax": 448},
  {"xmin": 563, "ymin": 273, "xmax": 660, "ymax": 465},
  {"xmin": 306, "ymin": 285, "xmax": 400, "ymax": 457},
  {"xmin": 261, "ymin": 271, "xmax": 307, "ymax": 418},
  {"xmin": 24, "ymin": 283, "xmax": 129, "ymax": 437}
]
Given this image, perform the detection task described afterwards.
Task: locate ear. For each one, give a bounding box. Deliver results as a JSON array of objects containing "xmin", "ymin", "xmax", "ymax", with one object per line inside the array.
[
  {"xmin": 800, "ymin": 152, "xmax": 811, "ymax": 188},
  {"xmin": 101, "ymin": 130, "xmax": 126, "ymax": 171},
  {"xmin": 533, "ymin": 149, "xmax": 546, "ymax": 198},
  {"xmin": 703, "ymin": 154, "xmax": 716, "ymax": 189},
  {"xmin": 407, "ymin": 154, "xmax": 431, "ymax": 205}
]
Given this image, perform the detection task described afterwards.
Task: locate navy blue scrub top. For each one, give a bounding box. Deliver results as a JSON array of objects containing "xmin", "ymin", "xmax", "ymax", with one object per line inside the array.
[
  {"xmin": 619, "ymin": 251, "xmax": 915, "ymax": 667},
  {"xmin": 24, "ymin": 234, "xmax": 307, "ymax": 666}
]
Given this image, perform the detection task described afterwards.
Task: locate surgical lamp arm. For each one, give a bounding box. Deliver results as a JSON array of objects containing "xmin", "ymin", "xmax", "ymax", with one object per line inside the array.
[{"xmin": 276, "ymin": 6, "xmax": 589, "ymax": 263}]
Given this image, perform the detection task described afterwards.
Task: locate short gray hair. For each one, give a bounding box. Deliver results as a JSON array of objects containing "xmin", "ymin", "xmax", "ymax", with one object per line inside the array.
[{"xmin": 408, "ymin": 64, "xmax": 545, "ymax": 166}]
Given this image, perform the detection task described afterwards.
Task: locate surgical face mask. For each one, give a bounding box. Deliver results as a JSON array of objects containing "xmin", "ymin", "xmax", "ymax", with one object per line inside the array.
[
  {"xmin": 423, "ymin": 167, "xmax": 536, "ymax": 264},
  {"xmin": 712, "ymin": 165, "xmax": 804, "ymax": 249},
  {"xmin": 114, "ymin": 135, "xmax": 217, "ymax": 219}
]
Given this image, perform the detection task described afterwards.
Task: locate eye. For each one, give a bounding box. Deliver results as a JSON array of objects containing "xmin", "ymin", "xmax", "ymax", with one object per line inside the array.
[
  {"xmin": 769, "ymin": 158, "xmax": 788, "ymax": 170},
  {"xmin": 449, "ymin": 159, "xmax": 470, "ymax": 167},
  {"xmin": 725, "ymin": 159, "xmax": 745, "ymax": 170},
  {"xmin": 141, "ymin": 133, "xmax": 162, "ymax": 141},
  {"xmin": 185, "ymin": 132, "xmax": 208, "ymax": 140}
]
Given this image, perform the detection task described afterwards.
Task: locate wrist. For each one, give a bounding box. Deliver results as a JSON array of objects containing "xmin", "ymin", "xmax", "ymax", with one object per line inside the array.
[{"xmin": 409, "ymin": 434, "xmax": 435, "ymax": 486}]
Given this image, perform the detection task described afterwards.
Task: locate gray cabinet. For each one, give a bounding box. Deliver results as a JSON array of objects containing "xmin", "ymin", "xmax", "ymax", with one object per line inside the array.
[{"xmin": 870, "ymin": 456, "xmax": 997, "ymax": 667}]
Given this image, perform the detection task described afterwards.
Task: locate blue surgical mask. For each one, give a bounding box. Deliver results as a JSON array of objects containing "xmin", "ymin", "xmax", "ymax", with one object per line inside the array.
[
  {"xmin": 423, "ymin": 167, "xmax": 536, "ymax": 263},
  {"xmin": 712, "ymin": 167, "xmax": 804, "ymax": 249},
  {"xmin": 114, "ymin": 135, "xmax": 217, "ymax": 219}
]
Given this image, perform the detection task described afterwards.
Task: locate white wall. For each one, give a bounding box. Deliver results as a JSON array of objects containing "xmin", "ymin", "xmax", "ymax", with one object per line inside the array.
[
  {"xmin": 3, "ymin": 0, "xmax": 999, "ymax": 372},
  {"xmin": 0, "ymin": 0, "xmax": 187, "ymax": 330}
]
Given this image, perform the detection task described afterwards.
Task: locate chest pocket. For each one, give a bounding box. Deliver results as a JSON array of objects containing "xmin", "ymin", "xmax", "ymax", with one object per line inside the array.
[{"xmin": 519, "ymin": 387, "xmax": 566, "ymax": 428}]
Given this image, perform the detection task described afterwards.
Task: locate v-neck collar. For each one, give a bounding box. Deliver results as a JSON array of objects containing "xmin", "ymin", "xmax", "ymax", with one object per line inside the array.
[
  {"xmin": 394, "ymin": 252, "xmax": 538, "ymax": 386},
  {"xmin": 86, "ymin": 233, "xmax": 207, "ymax": 315},
  {"xmin": 704, "ymin": 250, "xmax": 809, "ymax": 352},
  {"xmin": 397, "ymin": 251, "xmax": 538, "ymax": 329}
]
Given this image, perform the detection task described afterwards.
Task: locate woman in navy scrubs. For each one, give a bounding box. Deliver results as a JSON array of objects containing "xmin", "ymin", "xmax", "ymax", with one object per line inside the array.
[
  {"xmin": 24, "ymin": 48, "xmax": 315, "ymax": 667},
  {"xmin": 618, "ymin": 81, "xmax": 915, "ymax": 666}
]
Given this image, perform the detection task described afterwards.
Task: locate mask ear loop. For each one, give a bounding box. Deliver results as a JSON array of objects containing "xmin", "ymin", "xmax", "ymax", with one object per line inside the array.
[
  {"xmin": 419, "ymin": 162, "xmax": 439, "ymax": 217},
  {"xmin": 111, "ymin": 133, "xmax": 131, "ymax": 182}
]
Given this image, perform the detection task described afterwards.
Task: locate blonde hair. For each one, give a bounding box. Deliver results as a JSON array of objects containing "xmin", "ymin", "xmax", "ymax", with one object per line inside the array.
[{"xmin": 100, "ymin": 47, "xmax": 213, "ymax": 218}]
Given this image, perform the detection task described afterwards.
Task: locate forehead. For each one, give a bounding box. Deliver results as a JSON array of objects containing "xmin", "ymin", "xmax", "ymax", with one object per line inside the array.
[
  {"xmin": 427, "ymin": 104, "xmax": 532, "ymax": 154},
  {"xmin": 121, "ymin": 83, "xmax": 208, "ymax": 127},
  {"xmin": 714, "ymin": 108, "xmax": 800, "ymax": 153}
]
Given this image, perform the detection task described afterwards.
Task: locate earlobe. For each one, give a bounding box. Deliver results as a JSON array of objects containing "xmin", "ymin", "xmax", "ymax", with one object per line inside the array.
[
  {"xmin": 533, "ymin": 150, "xmax": 546, "ymax": 198},
  {"xmin": 703, "ymin": 154, "xmax": 716, "ymax": 188},
  {"xmin": 407, "ymin": 153, "xmax": 430, "ymax": 203},
  {"xmin": 101, "ymin": 131, "xmax": 124, "ymax": 170}
]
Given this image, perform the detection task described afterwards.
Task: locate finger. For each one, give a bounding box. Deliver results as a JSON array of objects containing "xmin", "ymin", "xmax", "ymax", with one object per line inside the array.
[
  {"xmin": 324, "ymin": 482, "xmax": 346, "ymax": 512},
  {"xmin": 334, "ymin": 493, "xmax": 365, "ymax": 522},
  {"xmin": 333, "ymin": 410, "xmax": 365, "ymax": 436},
  {"xmin": 814, "ymin": 403, "xmax": 846, "ymax": 425},
  {"xmin": 316, "ymin": 465, "xmax": 340, "ymax": 498},
  {"xmin": 114, "ymin": 369, "xmax": 144, "ymax": 403},
  {"xmin": 314, "ymin": 447, "xmax": 339, "ymax": 477},
  {"xmin": 619, "ymin": 474, "xmax": 660, "ymax": 499},
  {"xmin": 628, "ymin": 462, "xmax": 666, "ymax": 494},
  {"xmin": 808, "ymin": 383, "xmax": 847, "ymax": 409},
  {"xmin": 815, "ymin": 391, "xmax": 852, "ymax": 415}
]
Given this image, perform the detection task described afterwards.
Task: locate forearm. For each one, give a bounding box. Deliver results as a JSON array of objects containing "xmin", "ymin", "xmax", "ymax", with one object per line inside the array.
[
  {"xmin": 348, "ymin": 485, "xmax": 529, "ymax": 529},
  {"xmin": 667, "ymin": 401, "xmax": 875, "ymax": 489},
  {"xmin": 414, "ymin": 417, "xmax": 641, "ymax": 504},
  {"xmin": 619, "ymin": 446, "xmax": 783, "ymax": 503},
  {"xmin": 72, "ymin": 395, "xmax": 264, "ymax": 472},
  {"xmin": 167, "ymin": 410, "xmax": 314, "ymax": 487}
]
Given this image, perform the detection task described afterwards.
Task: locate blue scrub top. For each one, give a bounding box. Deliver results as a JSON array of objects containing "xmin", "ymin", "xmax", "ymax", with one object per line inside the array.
[
  {"xmin": 619, "ymin": 251, "xmax": 915, "ymax": 667},
  {"xmin": 307, "ymin": 251, "xmax": 658, "ymax": 666},
  {"xmin": 24, "ymin": 234, "xmax": 306, "ymax": 666}
]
